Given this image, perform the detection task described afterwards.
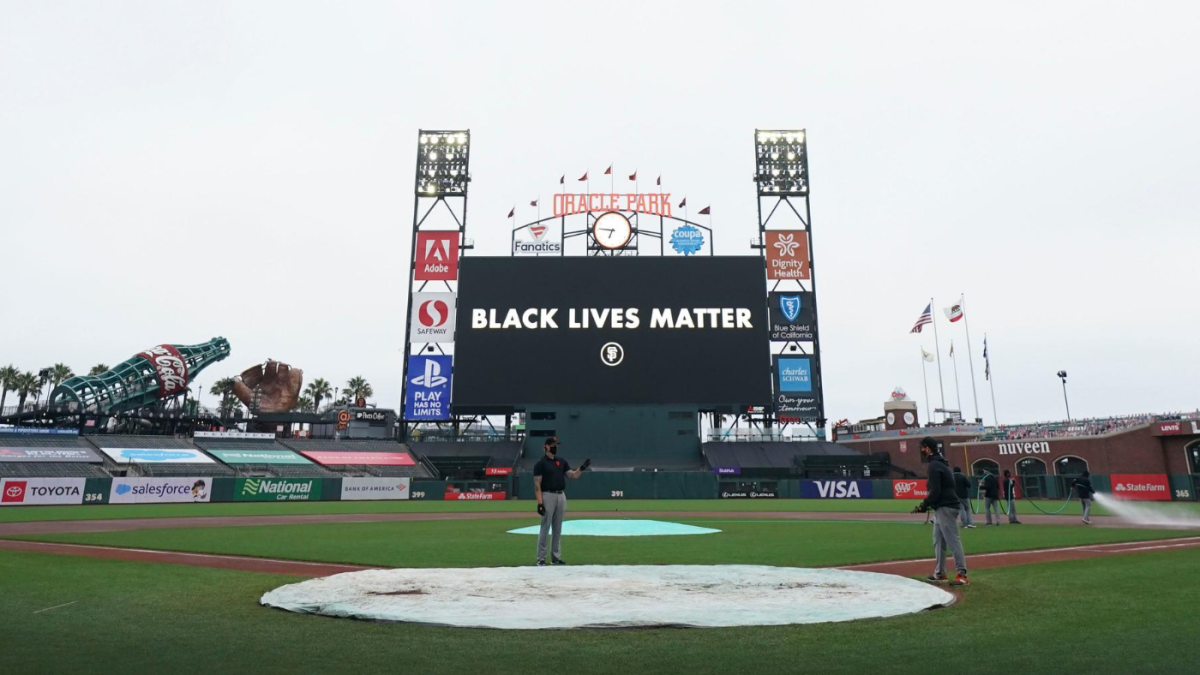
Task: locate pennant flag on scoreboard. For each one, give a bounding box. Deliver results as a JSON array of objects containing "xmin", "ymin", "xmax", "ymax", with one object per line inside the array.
[
  {"xmin": 910, "ymin": 303, "xmax": 933, "ymax": 333},
  {"xmin": 578, "ymin": 172, "xmax": 588, "ymax": 182},
  {"xmin": 949, "ymin": 341, "xmax": 955, "ymax": 357},
  {"xmin": 656, "ymin": 175, "xmax": 661, "ymax": 186},
  {"xmin": 629, "ymin": 170, "xmax": 637, "ymax": 181},
  {"xmin": 559, "ymin": 175, "xmax": 564, "ymax": 185},
  {"xmin": 507, "ymin": 207, "xmax": 514, "ymax": 218},
  {"xmin": 604, "ymin": 165, "xmax": 612, "ymax": 175},
  {"xmin": 699, "ymin": 206, "xmax": 711, "ymax": 215},
  {"xmin": 984, "ymin": 337, "xmax": 991, "ymax": 380},
  {"xmin": 679, "ymin": 197, "xmax": 687, "ymax": 208},
  {"xmin": 944, "ymin": 296, "xmax": 964, "ymax": 322},
  {"xmin": 922, "ymin": 348, "xmax": 935, "ymax": 363},
  {"xmin": 530, "ymin": 199, "xmax": 538, "ymax": 207}
]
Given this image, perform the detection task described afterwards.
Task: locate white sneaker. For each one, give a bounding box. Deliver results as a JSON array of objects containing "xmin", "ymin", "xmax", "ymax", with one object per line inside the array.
[{"xmin": 965, "ymin": 524, "xmax": 977, "ymax": 529}]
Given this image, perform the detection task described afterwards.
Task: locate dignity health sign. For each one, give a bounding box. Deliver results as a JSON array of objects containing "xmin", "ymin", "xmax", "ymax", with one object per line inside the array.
[{"xmin": 100, "ymin": 448, "xmax": 214, "ymax": 464}]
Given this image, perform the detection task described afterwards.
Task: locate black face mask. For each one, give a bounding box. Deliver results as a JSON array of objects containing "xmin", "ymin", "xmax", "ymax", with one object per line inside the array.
[{"xmin": 547, "ymin": 446, "xmax": 557, "ymax": 455}]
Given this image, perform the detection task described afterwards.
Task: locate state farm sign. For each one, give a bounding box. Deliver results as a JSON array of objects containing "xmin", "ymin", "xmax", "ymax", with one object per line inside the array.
[
  {"xmin": 1110, "ymin": 474, "xmax": 1172, "ymax": 501},
  {"xmin": 998, "ymin": 441, "xmax": 1051, "ymax": 456},
  {"xmin": 892, "ymin": 479, "xmax": 929, "ymax": 500}
]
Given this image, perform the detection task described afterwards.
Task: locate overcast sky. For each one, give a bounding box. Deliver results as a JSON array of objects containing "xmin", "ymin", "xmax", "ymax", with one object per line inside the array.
[{"xmin": 2, "ymin": 1, "xmax": 1197, "ymax": 427}]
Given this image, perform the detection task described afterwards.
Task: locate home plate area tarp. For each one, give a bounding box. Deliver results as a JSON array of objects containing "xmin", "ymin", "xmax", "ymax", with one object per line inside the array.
[{"xmin": 261, "ymin": 565, "xmax": 954, "ymax": 629}]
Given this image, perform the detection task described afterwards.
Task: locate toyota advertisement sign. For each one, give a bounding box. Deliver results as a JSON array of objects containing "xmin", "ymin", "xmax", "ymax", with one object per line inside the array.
[
  {"xmin": 404, "ymin": 355, "xmax": 453, "ymax": 420},
  {"xmin": 1, "ymin": 478, "xmax": 87, "ymax": 506}
]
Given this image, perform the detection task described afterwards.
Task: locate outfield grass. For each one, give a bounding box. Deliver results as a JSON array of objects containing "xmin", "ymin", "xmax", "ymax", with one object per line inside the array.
[
  {"xmin": 3, "ymin": 496, "xmax": 1191, "ymax": 523},
  {"xmin": 2, "ymin": 545, "xmax": 1197, "ymax": 675},
  {"xmin": 14, "ymin": 517, "xmax": 1196, "ymax": 569}
]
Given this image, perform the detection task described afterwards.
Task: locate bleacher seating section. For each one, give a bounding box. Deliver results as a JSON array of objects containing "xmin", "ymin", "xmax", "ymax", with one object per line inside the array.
[{"xmin": 0, "ymin": 462, "xmax": 111, "ymax": 478}]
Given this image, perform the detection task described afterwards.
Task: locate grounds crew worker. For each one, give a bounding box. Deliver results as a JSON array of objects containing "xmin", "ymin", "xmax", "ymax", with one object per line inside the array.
[
  {"xmin": 1002, "ymin": 469, "xmax": 1022, "ymax": 524},
  {"xmin": 953, "ymin": 466, "xmax": 976, "ymax": 529},
  {"xmin": 533, "ymin": 437, "xmax": 590, "ymax": 566},
  {"xmin": 1072, "ymin": 470, "xmax": 1096, "ymax": 525},
  {"xmin": 981, "ymin": 469, "xmax": 1002, "ymax": 525},
  {"xmin": 912, "ymin": 438, "xmax": 968, "ymax": 586}
]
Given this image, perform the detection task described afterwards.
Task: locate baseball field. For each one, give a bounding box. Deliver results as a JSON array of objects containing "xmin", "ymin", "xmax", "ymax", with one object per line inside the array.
[{"xmin": 2, "ymin": 500, "xmax": 1199, "ymax": 675}]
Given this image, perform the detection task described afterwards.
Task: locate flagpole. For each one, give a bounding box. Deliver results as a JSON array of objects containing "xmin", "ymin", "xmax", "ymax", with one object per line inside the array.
[
  {"xmin": 931, "ymin": 297, "xmax": 947, "ymax": 422},
  {"xmin": 950, "ymin": 340, "xmax": 962, "ymax": 421},
  {"xmin": 986, "ymin": 334, "xmax": 999, "ymax": 425},
  {"xmin": 962, "ymin": 293, "xmax": 981, "ymax": 422},
  {"xmin": 921, "ymin": 351, "xmax": 931, "ymax": 427}
]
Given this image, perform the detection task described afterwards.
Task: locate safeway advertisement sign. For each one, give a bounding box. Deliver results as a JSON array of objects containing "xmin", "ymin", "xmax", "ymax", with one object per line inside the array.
[
  {"xmin": 410, "ymin": 292, "xmax": 457, "ymax": 343},
  {"xmin": 893, "ymin": 479, "xmax": 929, "ymax": 500},
  {"xmin": 415, "ymin": 231, "xmax": 460, "ymax": 280},
  {"xmin": 341, "ymin": 477, "xmax": 411, "ymax": 501},
  {"xmin": 1110, "ymin": 474, "xmax": 1172, "ymax": 501},
  {"xmin": 1, "ymin": 478, "xmax": 86, "ymax": 506},
  {"xmin": 109, "ymin": 477, "xmax": 213, "ymax": 504}
]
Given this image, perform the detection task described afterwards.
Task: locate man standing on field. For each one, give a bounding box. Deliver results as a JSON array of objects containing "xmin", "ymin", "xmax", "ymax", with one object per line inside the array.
[
  {"xmin": 913, "ymin": 437, "xmax": 968, "ymax": 586},
  {"xmin": 953, "ymin": 466, "xmax": 975, "ymax": 528},
  {"xmin": 981, "ymin": 470, "xmax": 1002, "ymax": 525},
  {"xmin": 1072, "ymin": 470, "xmax": 1096, "ymax": 525},
  {"xmin": 533, "ymin": 437, "xmax": 590, "ymax": 566}
]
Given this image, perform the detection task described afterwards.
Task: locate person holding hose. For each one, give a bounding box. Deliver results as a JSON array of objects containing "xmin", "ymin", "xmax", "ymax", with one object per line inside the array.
[
  {"xmin": 953, "ymin": 466, "xmax": 976, "ymax": 528},
  {"xmin": 912, "ymin": 437, "xmax": 969, "ymax": 586},
  {"xmin": 981, "ymin": 469, "xmax": 1002, "ymax": 525},
  {"xmin": 1072, "ymin": 470, "xmax": 1096, "ymax": 525},
  {"xmin": 533, "ymin": 437, "xmax": 591, "ymax": 566},
  {"xmin": 1003, "ymin": 469, "xmax": 1022, "ymax": 524}
]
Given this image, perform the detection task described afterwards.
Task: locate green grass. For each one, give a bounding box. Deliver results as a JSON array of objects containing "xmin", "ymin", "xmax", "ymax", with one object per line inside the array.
[
  {"xmin": 2, "ymin": 545, "xmax": 1197, "ymax": 675},
  {"xmin": 4, "ymin": 496, "xmax": 1191, "ymax": 522},
  {"xmin": 14, "ymin": 517, "xmax": 1196, "ymax": 569}
]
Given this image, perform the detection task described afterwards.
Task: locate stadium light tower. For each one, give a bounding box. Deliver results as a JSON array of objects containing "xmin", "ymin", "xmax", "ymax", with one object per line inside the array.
[
  {"xmin": 401, "ymin": 130, "xmax": 472, "ymax": 442},
  {"xmin": 753, "ymin": 129, "xmax": 824, "ymax": 438},
  {"xmin": 1057, "ymin": 370, "xmax": 1071, "ymax": 421}
]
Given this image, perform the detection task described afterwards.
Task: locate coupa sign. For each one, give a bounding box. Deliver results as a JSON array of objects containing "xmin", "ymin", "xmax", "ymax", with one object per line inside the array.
[
  {"xmin": 800, "ymin": 480, "xmax": 873, "ymax": 499},
  {"xmin": 997, "ymin": 441, "xmax": 1051, "ymax": 456}
]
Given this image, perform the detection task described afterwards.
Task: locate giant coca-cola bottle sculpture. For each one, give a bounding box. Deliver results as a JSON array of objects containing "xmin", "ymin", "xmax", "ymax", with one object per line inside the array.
[{"xmin": 50, "ymin": 337, "xmax": 231, "ymax": 414}]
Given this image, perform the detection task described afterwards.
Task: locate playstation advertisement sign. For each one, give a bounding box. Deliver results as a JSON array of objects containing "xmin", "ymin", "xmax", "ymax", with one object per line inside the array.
[
  {"xmin": 404, "ymin": 355, "xmax": 453, "ymax": 421},
  {"xmin": 767, "ymin": 291, "xmax": 816, "ymax": 342}
]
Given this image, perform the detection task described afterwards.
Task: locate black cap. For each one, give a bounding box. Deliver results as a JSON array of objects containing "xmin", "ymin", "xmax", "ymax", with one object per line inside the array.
[
  {"xmin": 544, "ymin": 437, "xmax": 560, "ymax": 447},
  {"xmin": 919, "ymin": 437, "xmax": 939, "ymax": 452}
]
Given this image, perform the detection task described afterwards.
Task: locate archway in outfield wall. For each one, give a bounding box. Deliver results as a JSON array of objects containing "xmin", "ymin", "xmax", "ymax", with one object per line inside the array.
[
  {"xmin": 1187, "ymin": 441, "xmax": 1200, "ymax": 474},
  {"xmin": 972, "ymin": 459, "xmax": 999, "ymax": 476},
  {"xmin": 1017, "ymin": 457, "xmax": 1048, "ymax": 498},
  {"xmin": 1053, "ymin": 456, "xmax": 1089, "ymax": 499}
]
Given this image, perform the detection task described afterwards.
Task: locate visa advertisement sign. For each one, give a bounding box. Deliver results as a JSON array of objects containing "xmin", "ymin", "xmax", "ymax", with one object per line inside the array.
[
  {"xmin": 405, "ymin": 355, "xmax": 452, "ymax": 421},
  {"xmin": 800, "ymin": 480, "xmax": 873, "ymax": 499},
  {"xmin": 109, "ymin": 477, "xmax": 213, "ymax": 504}
]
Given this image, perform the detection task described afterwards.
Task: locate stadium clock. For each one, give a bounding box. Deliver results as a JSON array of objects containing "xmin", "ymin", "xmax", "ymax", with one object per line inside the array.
[{"xmin": 592, "ymin": 211, "xmax": 633, "ymax": 250}]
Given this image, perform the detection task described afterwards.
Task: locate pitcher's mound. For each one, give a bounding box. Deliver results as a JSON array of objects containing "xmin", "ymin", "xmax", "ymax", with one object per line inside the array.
[
  {"xmin": 506, "ymin": 519, "xmax": 720, "ymax": 536},
  {"xmin": 261, "ymin": 565, "xmax": 953, "ymax": 629}
]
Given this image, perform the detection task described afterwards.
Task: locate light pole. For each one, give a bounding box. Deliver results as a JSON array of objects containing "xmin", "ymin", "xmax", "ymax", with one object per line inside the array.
[{"xmin": 1057, "ymin": 370, "xmax": 1071, "ymax": 421}]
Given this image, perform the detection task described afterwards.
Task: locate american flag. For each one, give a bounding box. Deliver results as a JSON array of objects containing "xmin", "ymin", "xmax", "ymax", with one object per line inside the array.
[
  {"xmin": 910, "ymin": 303, "xmax": 933, "ymax": 333},
  {"xmin": 984, "ymin": 337, "xmax": 991, "ymax": 380}
]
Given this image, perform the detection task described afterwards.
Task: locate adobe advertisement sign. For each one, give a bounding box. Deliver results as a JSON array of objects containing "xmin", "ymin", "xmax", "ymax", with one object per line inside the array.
[
  {"xmin": 765, "ymin": 230, "xmax": 810, "ymax": 280},
  {"xmin": 100, "ymin": 448, "xmax": 214, "ymax": 464},
  {"xmin": 800, "ymin": 480, "xmax": 874, "ymax": 499},
  {"xmin": 415, "ymin": 231, "xmax": 460, "ymax": 280},
  {"xmin": 773, "ymin": 355, "xmax": 820, "ymax": 421},
  {"xmin": 136, "ymin": 344, "xmax": 189, "ymax": 399},
  {"xmin": 410, "ymin": 292, "xmax": 457, "ymax": 343},
  {"xmin": 1110, "ymin": 474, "xmax": 1172, "ymax": 501},
  {"xmin": 892, "ymin": 479, "xmax": 929, "ymax": 500},
  {"xmin": 109, "ymin": 477, "xmax": 213, "ymax": 504},
  {"xmin": 1, "ymin": 478, "xmax": 86, "ymax": 506},
  {"xmin": 0, "ymin": 447, "xmax": 103, "ymax": 463},
  {"xmin": 454, "ymin": 257, "xmax": 770, "ymax": 410},
  {"xmin": 341, "ymin": 477, "xmax": 411, "ymax": 501},
  {"xmin": 768, "ymin": 291, "xmax": 816, "ymax": 341},
  {"xmin": 300, "ymin": 451, "xmax": 416, "ymax": 466},
  {"xmin": 405, "ymin": 355, "xmax": 453, "ymax": 421}
]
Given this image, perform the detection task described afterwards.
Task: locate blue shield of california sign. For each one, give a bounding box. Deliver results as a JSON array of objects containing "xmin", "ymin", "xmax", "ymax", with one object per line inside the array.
[
  {"xmin": 669, "ymin": 224, "xmax": 704, "ymax": 256},
  {"xmin": 780, "ymin": 295, "xmax": 802, "ymax": 322}
]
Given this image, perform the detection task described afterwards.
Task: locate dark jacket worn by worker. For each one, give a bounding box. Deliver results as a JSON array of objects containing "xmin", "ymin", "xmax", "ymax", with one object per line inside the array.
[
  {"xmin": 921, "ymin": 455, "xmax": 962, "ymax": 511},
  {"xmin": 1003, "ymin": 477, "xmax": 1018, "ymax": 500},
  {"xmin": 1072, "ymin": 477, "xmax": 1095, "ymax": 500},
  {"xmin": 981, "ymin": 473, "xmax": 1000, "ymax": 500},
  {"xmin": 953, "ymin": 471, "xmax": 971, "ymax": 500}
]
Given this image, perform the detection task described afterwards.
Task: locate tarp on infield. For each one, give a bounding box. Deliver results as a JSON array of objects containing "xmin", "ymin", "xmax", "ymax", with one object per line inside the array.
[
  {"xmin": 506, "ymin": 519, "xmax": 720, "ymax": 537},
  {"xmin": 261, "ymin": 565, "xmax": 954, "ymax": 629}
]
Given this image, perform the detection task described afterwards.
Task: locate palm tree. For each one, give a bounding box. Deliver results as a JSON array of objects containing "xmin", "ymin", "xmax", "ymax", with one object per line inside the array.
[
  {"xmin": 0, "ymin": 364, "xmax": 18, "ymax": 414},
  {"xmin": 33, "ymin": 368, "xmax": 52, "ymax": 407},
  {"xmin": 297, "ymin": 395, "xmax": 315, "ymax": 413},
  {"xmin": 305, "ymin": 378, "xmax": 333, "ymax": 411},
  {"xmin": 50, "ymin": 363, "xmax": 74, "ymax": 390},
  {"xmin": 209, "ymin": 377, "xmax": 238, "ymax": 417},
  {"xmin": 15, "ymin": 371, "xmax": 38, "ymax": 413},
  {"xmin": 88, "ymin": 364, "xmax": 109, "ymax": 376},
  {"xmin": 346, "ymin": 376, "xmax": 373, "ymax": 403}
]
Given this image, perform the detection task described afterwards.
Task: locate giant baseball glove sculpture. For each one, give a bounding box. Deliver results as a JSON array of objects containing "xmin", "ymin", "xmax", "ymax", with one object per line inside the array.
[{"xmin": 232, "ymin": 359, "xmax": 304, "ymax": 413}]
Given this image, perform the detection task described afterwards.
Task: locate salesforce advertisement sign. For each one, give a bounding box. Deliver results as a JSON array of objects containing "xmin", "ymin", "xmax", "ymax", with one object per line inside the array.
[
  {"xmin": 109, "ymin": 477, "xmax": 213, "ymax": 504},
  {"xmin": 100, "ymin": 448, "xmax": 214, "ymax": 464}
]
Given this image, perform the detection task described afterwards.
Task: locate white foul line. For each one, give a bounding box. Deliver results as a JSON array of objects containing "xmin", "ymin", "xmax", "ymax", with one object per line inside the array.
[{"xmin": 33, "ymin": 600, "xmax": 78, "ymax": 614}]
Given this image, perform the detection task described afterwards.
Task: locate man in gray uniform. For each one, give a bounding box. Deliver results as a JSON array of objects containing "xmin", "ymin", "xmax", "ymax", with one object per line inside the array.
[
  {"xmin": 533, "ymin": 437, "xmax": 590, "ymax": 566},
  {"xmin": 1073, "ymin": 471, "xmax": 1096, "ymax": 525},
  {"xmin": 981, "ymin": 470, "xmax": 1002, "ymax": 525},
  {"xmin": 953, "ymin": 466, "xmax": 975, "ymax": 528},
  {"xmin": 913, "ymin": 437, "xmax": 968, "ymax": 586}
]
